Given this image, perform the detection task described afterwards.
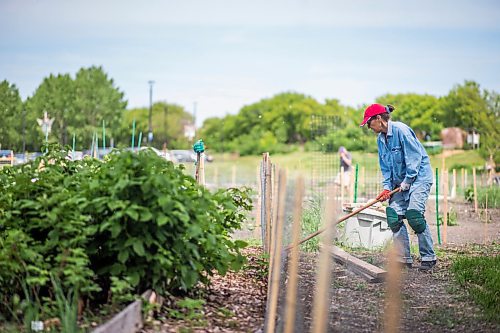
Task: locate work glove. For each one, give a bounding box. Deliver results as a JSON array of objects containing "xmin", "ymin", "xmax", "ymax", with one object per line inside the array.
[
  {"xmin": 400, "ymin": 182, "xmax": 410, "ymax": 191},
  {"xmin": 193, "ymin": 139, "xmax": 205, "ymax": 153},
  {"xmin": 376, "ymin": 189, "xmax": 391, "ymax": 201}
]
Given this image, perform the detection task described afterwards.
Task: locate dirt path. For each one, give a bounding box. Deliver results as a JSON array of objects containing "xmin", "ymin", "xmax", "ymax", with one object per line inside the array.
[{"xmin": 288, "ymin": 243, "xmax": 499, "ymax": 333}]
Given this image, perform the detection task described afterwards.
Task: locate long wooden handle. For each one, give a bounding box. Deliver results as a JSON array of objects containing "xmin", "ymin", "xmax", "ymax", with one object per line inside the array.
[{"xmin": 285, "ymin": 188, "xmax": 400, "ymax": 251}]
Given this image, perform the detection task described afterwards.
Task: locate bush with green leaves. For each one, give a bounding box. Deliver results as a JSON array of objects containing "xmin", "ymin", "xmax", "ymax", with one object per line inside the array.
[{"xmin": 0, "ymin": 144, "xmax": 252, "ymax": 322}]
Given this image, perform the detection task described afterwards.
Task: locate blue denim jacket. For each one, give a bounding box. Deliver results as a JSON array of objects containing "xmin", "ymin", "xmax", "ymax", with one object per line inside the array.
[{"xmin": 378, "ymin": 121, "xmax": 433, "ymax": 191}]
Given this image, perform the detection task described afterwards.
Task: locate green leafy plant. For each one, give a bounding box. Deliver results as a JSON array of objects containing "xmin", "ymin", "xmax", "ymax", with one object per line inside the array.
[
  {"xmin": 168, "ymin": 297, "xmax": 206, "ymax": 321},
  {"xmin": 300, "ymin": 194, "xmax": 323, "ymax": 252},
  {"xmin": 0, "ymin": 144, "xmax": 253, "ymax": 323},
  {"xmin": 452, "ymin": 255, "xmax": 500, "ymax": 322}
]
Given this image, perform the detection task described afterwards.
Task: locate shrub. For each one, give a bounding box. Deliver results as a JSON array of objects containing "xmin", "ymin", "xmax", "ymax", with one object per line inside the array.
[{"xmin": 0, "ymin": 144, "xmax": 252, "ymax": 322}]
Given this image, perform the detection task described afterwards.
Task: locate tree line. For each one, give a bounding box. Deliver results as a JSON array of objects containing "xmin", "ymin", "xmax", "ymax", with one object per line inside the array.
[
  {"xmin": 1, "ymin": 67, "xmax": 498, "ymax": 163},
  {"xmin": 0, "ymin": 66, "xmax": 194, "ymax": 152},
  {"xmin": 198, "ymin": 81, "xmax": 498, "ymax": 163}
]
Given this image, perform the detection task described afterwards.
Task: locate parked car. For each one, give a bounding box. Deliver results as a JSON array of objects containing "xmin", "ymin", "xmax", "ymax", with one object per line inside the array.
[
  {"xmin": 171, "ymin": 150, "xmax": 197, "ymax": 163},
  {"xmin": 140, "ymin": 146, "xmax": 176, "ymax": 162}
]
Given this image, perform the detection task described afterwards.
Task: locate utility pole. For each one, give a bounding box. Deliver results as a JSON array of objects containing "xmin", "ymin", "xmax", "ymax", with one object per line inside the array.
[
  {"xmin": 148, "ymin": 80, "xmax": 155, "ymax": 146},
  {"xmin": 193, "ymin": 101, "xmax": 197, "ymax": 138},
  {"xmin": 22, "ymin": 108, "xmax": 26, "ymax": 153}
]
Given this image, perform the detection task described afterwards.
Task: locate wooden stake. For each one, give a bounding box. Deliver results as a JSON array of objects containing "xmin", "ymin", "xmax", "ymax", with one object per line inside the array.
[
  {"xmin": 283, "ymin": 177, "xmax": 305, "ymax": 333},
  {"xmin": 464, "ymin": 169, "xmax": 468, "ymax": 189},
  {"xmin": 198, "ymin": 153, "xmax": 205, "ymax": 186},
  {"xmin": 384, "ymin": 244, "xmax": 402, "ymax": 333},
  {"xmin": 213, "ymin": 166, "xmax": 219, "ymax": 188},
  {"xmin": 264, "ymin": 154, "xmax": 272, "ymax": 254},
  {"xmin": 255, "ymin": 165, "xmax": 262, "ymax": 239},
  {"xmin": 349, "ymin": 168, "xmax": 355, "ymax": 203},
  {"xmin": 265, "ymin": 169, "xmax": 287, "ymax": 333},
  {"xmin": 443, "ymin": 169, "xmax": 448, "ymax": 244},
  {"xmin": 340, "ymin": 166, "xmax": 345, "ymax": 206},
  {"xmin": 361, "ymin": 166, "xmax": 366, "ymax": 195},
  {"xmin": 452, "ymin": 169, "xmax": 457, "ymax": 199},
  {"xmin": 484, "ymin": 193, "xmax": 488, "ymax": 244},
  {"xmin": 231, "ymin": 164, "xmax": 237, "ymax": 187},
  {"xmin": 473, "ymin": 168, "xmax": 478, "ymax": 213},
  {"xmin": 311, "ymin": 185, "xmax": 339, "ymax": 333},
  {"xmin": 461, "ymin": 168, "xmax": 464, "ymax": 193}
]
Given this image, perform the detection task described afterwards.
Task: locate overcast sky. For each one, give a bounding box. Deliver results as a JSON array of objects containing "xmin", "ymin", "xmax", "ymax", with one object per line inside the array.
[{"xmin": 1, "ymin": 0, "xmax": 499, "ymax": 125}]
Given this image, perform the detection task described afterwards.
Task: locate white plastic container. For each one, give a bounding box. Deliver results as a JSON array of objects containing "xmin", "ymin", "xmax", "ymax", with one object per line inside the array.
[{"xmin": 340, "ymin": 204, "xmax": 393, "ymax": 249}]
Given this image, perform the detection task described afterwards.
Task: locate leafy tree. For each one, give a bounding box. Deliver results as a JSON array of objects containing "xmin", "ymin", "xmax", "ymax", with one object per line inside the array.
[
  {"xmin": 121, "ymin": 102, "xmax": 194, "ymax": 149},
  {"xmin": 73, "ymin": 66, "xmax": 127, "ymax": 149},
  {"xmin": 0, "ymin": 80, "xmax": 23, "ymax": 151},
  {"xmin": 24, "ymin": 74, "xmax": 75, "ymax": 147},
  {"xmin": 441, "ymin": 81, "xmax": 499, "ymax": 162},
  {"xmin": 376, "ymin": 93, "xmax": 443, "ymax": 140}
]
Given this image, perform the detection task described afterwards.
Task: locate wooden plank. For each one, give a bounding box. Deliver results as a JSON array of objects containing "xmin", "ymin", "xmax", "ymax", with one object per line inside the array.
[
  {"xmin": 92, "ymin": 290, "xmax": 152, "ymax": 333},
  {"xmin": 330, "ymin": 246, "xmax": 386, "ymax": 281}
]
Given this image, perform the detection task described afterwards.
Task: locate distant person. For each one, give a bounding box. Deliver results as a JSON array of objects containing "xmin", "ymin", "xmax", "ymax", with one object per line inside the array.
[
  {"xmin": 360, "ymin": 103, "xmax": 436, "ymax": 271},
  {"xmin": 335, "ymin": 146, "xmax": 352, "ymax": 188}
]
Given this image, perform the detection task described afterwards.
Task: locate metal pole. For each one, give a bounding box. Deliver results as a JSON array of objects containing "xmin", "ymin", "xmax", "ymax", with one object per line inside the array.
[
  {"xmin": 354, "ymin": 163, "xmax": 359, "ymax": 203},
  {"xmin": 148, "ymin": 80, "xmax": 155, "ymax": 145},
  {"xmin": 22, "ymin": 108, "xmax": 26, "ymax": 153}
]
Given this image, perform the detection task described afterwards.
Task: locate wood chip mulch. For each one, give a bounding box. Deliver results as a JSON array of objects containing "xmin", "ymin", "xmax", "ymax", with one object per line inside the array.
[{"xmin": 142, "ymin": 247, "xmax": 267, "ymax": 333}]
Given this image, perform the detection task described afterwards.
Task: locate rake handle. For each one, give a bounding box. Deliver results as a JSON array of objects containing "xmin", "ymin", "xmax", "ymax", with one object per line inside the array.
[{"xmin": 285, "ymin": 188, "xmax": 400, "ymax": 251}]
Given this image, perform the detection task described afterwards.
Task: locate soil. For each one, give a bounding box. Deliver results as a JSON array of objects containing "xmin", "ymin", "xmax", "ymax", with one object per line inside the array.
[{"xmin": 142, "ymin": 201, "xmax": 499, "ymax": 333}]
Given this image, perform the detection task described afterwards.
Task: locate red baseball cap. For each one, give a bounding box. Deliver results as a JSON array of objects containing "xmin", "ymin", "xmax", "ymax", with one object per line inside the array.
[{"xmin": 360, "ymin": 103, "xmax": 388, "ymax": 127}]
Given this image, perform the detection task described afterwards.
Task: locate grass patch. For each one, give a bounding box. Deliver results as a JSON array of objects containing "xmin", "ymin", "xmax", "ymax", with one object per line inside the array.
[
  {"xmin": 465, "ymin": 186, "xmax": 500, "ymax": 209},
  {"xmin": 451, "ymin": 255, "xmax": 500, "ymax": 322}
]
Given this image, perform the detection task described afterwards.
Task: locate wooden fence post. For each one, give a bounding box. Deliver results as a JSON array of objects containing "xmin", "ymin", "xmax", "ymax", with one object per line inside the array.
[{"xmin": 265, "ymin": 169, "xmax": 287, "ymax": 333}]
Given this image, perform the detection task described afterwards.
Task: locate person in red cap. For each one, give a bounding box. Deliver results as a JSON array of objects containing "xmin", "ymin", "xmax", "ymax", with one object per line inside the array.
[{"xmin": 361, "ymin": 103, "xmax": 436, "ymax": 271}]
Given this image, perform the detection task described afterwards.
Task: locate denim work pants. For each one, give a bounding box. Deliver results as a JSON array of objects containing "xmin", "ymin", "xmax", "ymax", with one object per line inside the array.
[{"xmin": 389, "ymin": 182, "xmax": 437, "ymax": 263}]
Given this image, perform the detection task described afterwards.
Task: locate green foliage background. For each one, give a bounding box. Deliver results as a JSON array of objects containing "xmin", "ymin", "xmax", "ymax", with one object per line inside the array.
[{"xmin": 1, "ymin": 66, "xmax": 498, "ymax": 163}]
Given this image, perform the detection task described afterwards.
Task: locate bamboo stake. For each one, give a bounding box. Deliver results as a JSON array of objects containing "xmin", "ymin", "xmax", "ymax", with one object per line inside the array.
[
  {"xmin": 287, "ymin": 188, "xmax": 400, "ymax": 251},
  {"xmin": 349, "ymin": 167, "xmax": 355, "ymax": 203},
  {"xmin": 311, "ymin": 185, "xmax": 339, "ymax": 333},
  {"xmin": 384, "ymin": 244, "xmax": 402, "ymax": 333},
  {"xmin": 461, "ymin": 168, "xmax": 464, "ymax": 193},
  {"xmin": 265, "ymin": 154, "xmax": 272, "ymax": 254},
  {"xmin": 443, "ymin": 169, "xmax": 448, "ymax": 244},
  {"xmin": 231, "ymin": 164, "xmax": 237, "ymax": 187},
  {"xmin": 473, "ymin": 168, "xmax": 478, "ymax": 213},
  {"xmin": 255, "ymin": 165, "xmax": 262, "ymax": 239},
  {"xmin": 340, "ymin": 166, "xmax": 345, "ymax": 206},
  {"xmin": 483, "ymin": 193, "xmax": 488, "ymax": 244},
  {"xmin": 452, "ymin": 169, "xmax": 457, "ymax": 199},
  {"xmin": 464, "ymin": 169, "xmax": 468, "ymax": 189},
  {"xmin": 213, "ymin": 166, "xmax": 219, "ymax": 188},
  {"xmin": 361, "ymin": 166, "xmax": 366, "ymax": 196},
  {"xmin": 283, "ymin": 177, "xmax": 305, "ymax": 333},
  {"xmin": 265, "ymin": 169, "xmax": 287, "ymax": 333}
]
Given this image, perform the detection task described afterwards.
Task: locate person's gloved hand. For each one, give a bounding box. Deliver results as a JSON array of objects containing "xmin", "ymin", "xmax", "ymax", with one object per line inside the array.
[
  {"xmin": 376, "ymin": 189, "xmax": 391, "ymax": 201},
  {"xmin": 400, "ymin": 182, "xmax": 410, "ymax": 191}
]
